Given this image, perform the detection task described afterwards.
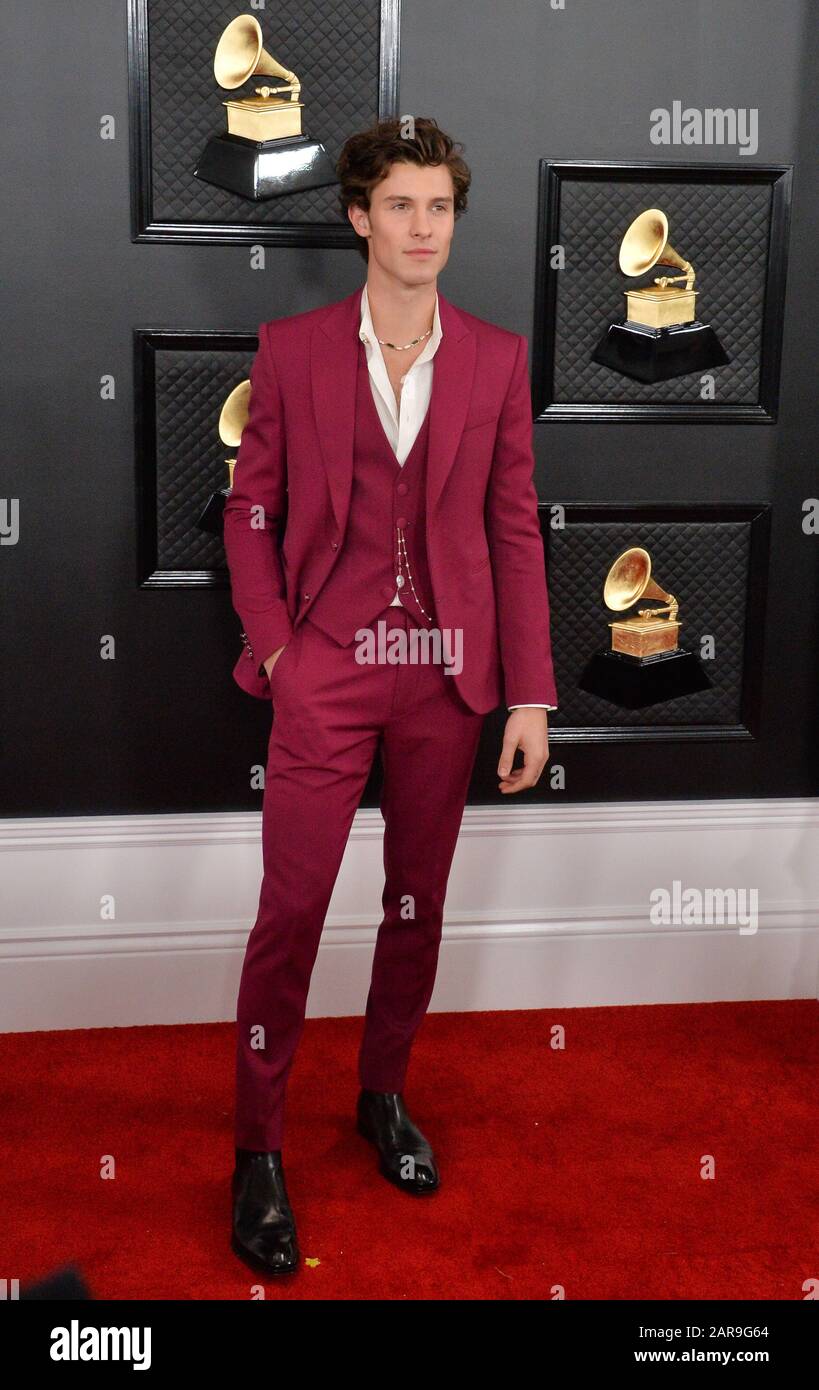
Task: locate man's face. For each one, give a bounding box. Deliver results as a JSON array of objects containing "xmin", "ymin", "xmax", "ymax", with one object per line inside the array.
[{"xmin": 349, "ymin": 161, "xmax": 455, "ymax": 284}]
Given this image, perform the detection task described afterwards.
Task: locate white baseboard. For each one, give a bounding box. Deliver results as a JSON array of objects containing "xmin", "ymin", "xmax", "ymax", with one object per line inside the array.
[{"xmin": 1, "ymin": 800, "xmax": 818, "ymax": 1032}]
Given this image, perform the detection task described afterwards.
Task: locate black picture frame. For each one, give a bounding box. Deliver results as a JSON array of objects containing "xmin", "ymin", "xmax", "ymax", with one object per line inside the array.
[
  {"xmin": 135, "ymin": 329, "xmax": 258, "ymax": 587},
  {"xmin": 532, "ymin": 161, "xmax": 793, "ymax": 423},
  {"xmin": 127, "ymin": 0, "xmax": 401, "ymax": 245},
  {"xmin": 540, "ymin": 501, "xmax": 771, "ymax": 743}
]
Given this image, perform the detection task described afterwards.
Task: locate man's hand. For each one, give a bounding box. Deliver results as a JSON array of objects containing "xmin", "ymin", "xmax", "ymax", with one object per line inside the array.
[
  {"xmin": 497, "ymin": 708, "xmax": 550, "ymax": 794},
  {"xmin": 263, "ymin": 644, "xmax": 287, "ymax": 680}
]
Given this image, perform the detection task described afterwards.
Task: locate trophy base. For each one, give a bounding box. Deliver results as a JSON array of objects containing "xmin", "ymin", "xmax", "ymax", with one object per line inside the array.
[
  {"xmin": 578, "ymin": 647, "xmax": 712, "ymax": 709},
  {"xmin": 194, "ymin": 132, "xmax": 337, "ymax": 200},
  {"xmin": 591, "ymin": 319, "xmax": 730, "ymax": 383},
  {"xmin": 196, "ymin": 487, "xmax": 229, "ymax": 536}
]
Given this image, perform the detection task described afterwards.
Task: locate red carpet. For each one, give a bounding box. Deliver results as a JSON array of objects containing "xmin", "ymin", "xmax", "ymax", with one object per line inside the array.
[{"xmin": 1, "ymin": 1000, "xmax": 816, "ymax": 1300}]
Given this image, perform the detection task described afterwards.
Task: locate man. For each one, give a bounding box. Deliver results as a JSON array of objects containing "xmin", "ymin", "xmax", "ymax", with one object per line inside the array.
[{"xmin": 223, "ymin": 117, "xmax": 558, "ymax": 1276}]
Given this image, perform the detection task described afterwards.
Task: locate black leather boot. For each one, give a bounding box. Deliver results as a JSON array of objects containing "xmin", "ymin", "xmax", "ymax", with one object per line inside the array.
[
  {"xmin": 356, "ymin": 1089, "xmax": 440, "ymax": 1194},
  {"xmin": 231, "ymin": 1148, "xmax": 300, "ymax": 1274}
]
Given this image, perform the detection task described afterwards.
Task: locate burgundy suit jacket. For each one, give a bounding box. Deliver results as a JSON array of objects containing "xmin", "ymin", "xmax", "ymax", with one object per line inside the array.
[{"xmin": 223, "ymin": 284, "xmax": 557, "ymax": 716}]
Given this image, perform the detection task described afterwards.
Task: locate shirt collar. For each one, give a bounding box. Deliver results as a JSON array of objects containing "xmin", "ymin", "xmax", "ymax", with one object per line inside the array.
[{"xmin": 359, "ymin": 281, "xmax": 442, "ymax": 364}]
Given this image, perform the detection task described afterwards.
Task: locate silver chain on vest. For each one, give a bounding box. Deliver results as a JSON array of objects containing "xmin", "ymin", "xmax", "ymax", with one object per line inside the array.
[{"xmin": 395, "ymin": 522, "xmax": 432, "ymax": 620}]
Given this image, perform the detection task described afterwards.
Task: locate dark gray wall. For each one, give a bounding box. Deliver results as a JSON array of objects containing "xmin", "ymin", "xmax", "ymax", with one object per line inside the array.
[{"xmin": 1, "ymin": 0, "xmax": 816, "ymax": 813}]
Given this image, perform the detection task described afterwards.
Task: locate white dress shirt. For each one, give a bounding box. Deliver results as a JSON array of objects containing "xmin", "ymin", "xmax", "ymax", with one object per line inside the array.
[{"xmin": 358, "ymin": 283, "xmax": 555, "ymax": 712}]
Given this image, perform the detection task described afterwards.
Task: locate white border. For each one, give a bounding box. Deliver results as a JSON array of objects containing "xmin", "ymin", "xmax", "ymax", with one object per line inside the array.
[{"xmin": 1, "ymin": 800, "xmax": 817, "ymax": 1032}]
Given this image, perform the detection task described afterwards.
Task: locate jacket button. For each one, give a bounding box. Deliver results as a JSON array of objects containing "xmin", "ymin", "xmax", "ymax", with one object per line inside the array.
[
  {"xmin": 303, "ymin": 591, "xmax": 311, "ymax": 600},
  {"xmin": 397, "ymin": 482, "xmax": 408, "ymax": 495},
  {"xmin": 330, "ymin": 540, "xmax": 338, "ymax": 549}
]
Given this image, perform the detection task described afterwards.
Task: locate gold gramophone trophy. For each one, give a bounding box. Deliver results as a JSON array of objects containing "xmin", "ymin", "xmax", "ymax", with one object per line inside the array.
[
  {"xmin": 578, "ymin": 546, "xmax": 711, "ymax": 708},
  {"xmin": 592, "ymin": 209, "xmax": 730, "ymax": 382},
  {"xmin": 194, "ymin": 13, "xmax": 336, "ymax": 200},
  {"xmin": 197, "ymin": 379, "xmax": 251, "ymax": 536}
]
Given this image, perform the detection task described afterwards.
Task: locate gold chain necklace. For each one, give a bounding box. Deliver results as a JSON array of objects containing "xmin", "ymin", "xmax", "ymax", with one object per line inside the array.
[{"xmin": 376, "ymin": 325, "xmax": 433, "ymax": 351}]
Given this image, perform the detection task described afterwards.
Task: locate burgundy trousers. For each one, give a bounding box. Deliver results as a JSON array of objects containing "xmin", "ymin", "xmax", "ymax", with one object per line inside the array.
[{"xmin": 234, "ymin": 604, "xmax": 485, "ymax": 1151}]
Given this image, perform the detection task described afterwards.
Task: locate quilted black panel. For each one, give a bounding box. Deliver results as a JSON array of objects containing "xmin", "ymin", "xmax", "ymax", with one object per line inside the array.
[
  {"xmin": 147, "ymin": 0, "xmax": 382, "ymax": 224},
  {"xmin": 546, "ymin": 518, "xmax": 751, "ymax": 726},
  {"xmin": 553, "ymin": 178, "xmax": 771, "ymax": 403},
  {"xmin": 154, "ymin": 346, "xmax": 256, "ymax": 569}
]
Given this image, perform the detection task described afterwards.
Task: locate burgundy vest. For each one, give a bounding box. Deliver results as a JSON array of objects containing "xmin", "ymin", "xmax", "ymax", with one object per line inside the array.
[{"xmin": 306, "ymin": 341, "xmax": 438, "ymax": 646}]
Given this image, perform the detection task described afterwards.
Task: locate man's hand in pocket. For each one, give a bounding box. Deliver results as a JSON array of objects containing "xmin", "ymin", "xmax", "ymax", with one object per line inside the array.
[{"xmin": 263, "ymin": 644, "xmax": 287, "ymax": 680}]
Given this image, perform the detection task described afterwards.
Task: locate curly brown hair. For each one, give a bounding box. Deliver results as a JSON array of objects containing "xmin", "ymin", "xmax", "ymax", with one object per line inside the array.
[{"xmin": 336, "ymin": 117, "xmax": 471, "ymax": 262}]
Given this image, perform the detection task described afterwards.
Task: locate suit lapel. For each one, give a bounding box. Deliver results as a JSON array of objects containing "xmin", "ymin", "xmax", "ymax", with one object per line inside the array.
[
  {"xmin": 310, "ymin": 285, "xmax": 476, "ymax": 535},
  {"xmin": 426, "ymin": 295, "xmax": 477, "ymax": 515},
  {"xmin": 310, "ymin": 287, "xmax": 361, "ymax": 538}
]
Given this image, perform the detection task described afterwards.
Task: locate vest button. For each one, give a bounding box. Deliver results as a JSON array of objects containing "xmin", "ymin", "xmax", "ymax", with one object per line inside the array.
[
  {"xmin": 396, "ymin": 482, "xmax": 408, "ymax": 495},
  {"xmin": 382, "ymin": 584, "xmax": 394, "ymax": 600},
  {"xmin": 396, "ymin": 515, "xmax": 408, "ymax": 529}
]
